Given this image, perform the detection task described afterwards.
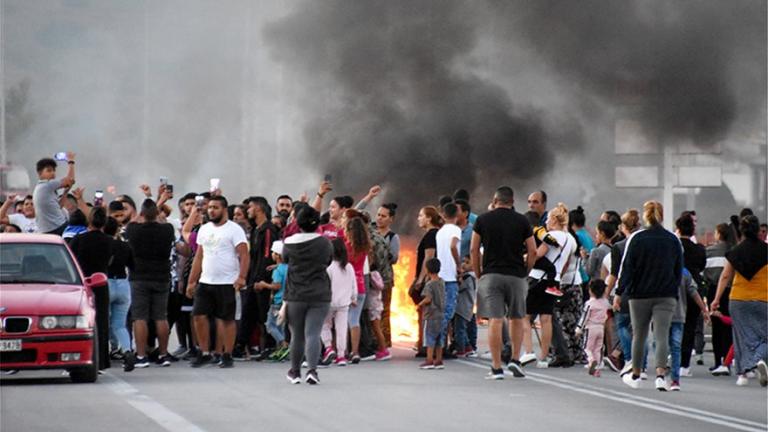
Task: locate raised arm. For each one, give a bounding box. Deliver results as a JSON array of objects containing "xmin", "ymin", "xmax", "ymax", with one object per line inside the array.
[
  {"xmin": 0, "ymin": 194, "xmax": 16, "ymax": 224},
  {"xmin": 311, "ymin": 180, "xmax": 333, "ymax": 213},
  {"xmin": 355, "ymin": 185, "xmax": 381, "ymax": 210}
]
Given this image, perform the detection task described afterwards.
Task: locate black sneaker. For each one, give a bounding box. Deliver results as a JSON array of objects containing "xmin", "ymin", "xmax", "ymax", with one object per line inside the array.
[
  {"xmin": 182, "ymin": 348, "xmax": 199, "ymax": 361},
  {"xmin": 158, "ymin": 354, "xmax": 173, "ymax": 367},
  {"xmin": 286, "ymin": 369, "xmax": 301, "ymax": 384},
  {"xmin": 123, "ymin": 351, "xmax": 136, "ymax": 372},
  {"xmin": 306, "ymin": 369, "xmax": 320, "ymax": 385},
  {"xmin": 219, "ymin": 353, "xmax": 234, "ymax": 368},
  {"xmin": 485, "ymin": 368, "xmax": 505, "ymax": 380},
  {"xmin": 231, "ymin": 346, "xmax": 248, "ymax": 362},
  {"xmin": 148, "ymin": 347, "xmax": 160, "ymax": 364},
  {"xmin": 110, "ymin": 348, "xmax": 126, "ymax": 361},
  {"xmin": 212, "ymin": 353, "xmax": 222, "ymax": 366},
  {"xmin": 190, "ymin": 352, "xmax": 213, "ymax": 368},
  {"xmin": 135, "ymin": 356, "xmax": 150, "ymax": 368},
  {"xmin": 507, "ymin": 359, "xmax": 526, "ymax": 378}
]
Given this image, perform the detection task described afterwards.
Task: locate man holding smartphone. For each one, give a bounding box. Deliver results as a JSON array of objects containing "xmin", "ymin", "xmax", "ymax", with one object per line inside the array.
[{"xmin": 33, "ymin": 152, "xmax": 76, "ymax": 235}]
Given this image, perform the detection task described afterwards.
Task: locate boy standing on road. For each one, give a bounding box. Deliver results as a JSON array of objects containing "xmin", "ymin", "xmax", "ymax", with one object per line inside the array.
[{"xmin": 417, "ymin": 258, "xmax": 446, "ymax": 370}]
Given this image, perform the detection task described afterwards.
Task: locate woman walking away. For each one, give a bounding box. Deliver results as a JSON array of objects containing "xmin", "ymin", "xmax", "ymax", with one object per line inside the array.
[
  {"xmin": 711, "ymin": 215, "xmax": 768, "ymax": 387},
  {"xmin": 705, "ymin": 223, "xmax": 733, "ymax": 376},
  {"xmin": 283, "ymin": 206, "xmax": 333, "ymax": 385},
  {"xmin": 620, "ymin": 201, "xmax": 682, "ymax": 391}
]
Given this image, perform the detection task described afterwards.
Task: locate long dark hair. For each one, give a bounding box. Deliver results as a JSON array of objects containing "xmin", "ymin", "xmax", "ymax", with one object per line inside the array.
[
  {"xmin": 331, "ymin": 238, "xmax": 349, "ymax": 269},
  {"xmin": 345, "ymin": 217, "xmax": 371, "ymax": 257}
]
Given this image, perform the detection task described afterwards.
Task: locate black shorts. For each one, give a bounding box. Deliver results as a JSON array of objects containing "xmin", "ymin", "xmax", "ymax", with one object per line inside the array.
[
  {"xmin": 130, "ymin": 280, "xmax": 170, "ymax": 321},
  {"xmin": 193, "ymin": 283, "xmax": 236, "ymax": 321},
  {"xmin": 526, "ymin": 278, "xmax": 556, "ymax": 316}
]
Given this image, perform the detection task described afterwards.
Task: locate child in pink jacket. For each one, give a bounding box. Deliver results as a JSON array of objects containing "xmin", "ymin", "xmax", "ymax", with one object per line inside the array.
[{"xmin": 577, "ymin": 279, "xmax": 611, "ymax": 377}]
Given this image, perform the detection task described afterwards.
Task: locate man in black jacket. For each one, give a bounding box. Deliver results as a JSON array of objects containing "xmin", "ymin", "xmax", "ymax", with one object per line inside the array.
[{"xmin": 234, "ymin": 196, "xmax": 278, "ymax": 360}]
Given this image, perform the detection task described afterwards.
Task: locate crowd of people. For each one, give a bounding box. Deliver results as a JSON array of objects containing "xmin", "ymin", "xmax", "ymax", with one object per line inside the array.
[{"xmin": 1, "ymin": 152, "xmax": 767, "ymax": 390}]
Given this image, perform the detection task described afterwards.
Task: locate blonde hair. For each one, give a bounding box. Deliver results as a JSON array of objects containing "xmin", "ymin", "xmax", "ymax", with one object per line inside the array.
[
  {"xmin": 642, "ymin": 201, "xmax": 663, "ymax": 226},
  {"xmin": 549, "ymin": 202, "xmax": 569, "ymax": 228},
  {"xmin": 621, "ymin": 209, "xmax": 641, "ymax": 232}
]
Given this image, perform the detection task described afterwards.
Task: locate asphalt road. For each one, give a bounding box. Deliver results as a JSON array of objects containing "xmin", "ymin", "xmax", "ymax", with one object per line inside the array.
[{"xmin": 2, "ymin": 342, "xmax": 767, "ymax": 432}]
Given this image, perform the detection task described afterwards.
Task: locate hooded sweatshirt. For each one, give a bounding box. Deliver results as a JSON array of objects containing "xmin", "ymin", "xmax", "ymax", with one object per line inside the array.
[{"xmin": 283, "ymin": 233, "xmax": 333, "ymax": 303}]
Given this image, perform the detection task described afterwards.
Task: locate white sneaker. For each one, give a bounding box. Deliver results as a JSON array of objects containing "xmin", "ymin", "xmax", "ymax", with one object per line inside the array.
[
  {"xmin": 620, "ymin": 363, "xmax": 633, "ymax": 377},
  {"xmin": 655, "ymin": 377, "xmax": 669, "ymax": 391},
  {"xmin": 640, "ymin": 371, "xmax": 648, "ymax": 381},
  {"xmin": 736, "ymin": 375, "xmax": 749, "ymax": 386},
  {"xmin": 746, "ymin": 370, "xmax": 757, "ymax": 379},
  {"xmin": 679, "ymin": 367, "xmax": 692, "ymax": 377},
  {"xmin": 536, "ymin": 360, "xmax": 549, "ymax": 369},
  {"xmin": 710, "ymin": 365, "xmax": 730, "ymax": 376},
  {"xmin": 622, "ymin": 373, "xmax": 642, "ymax": 389},
  {"xmin": 520, "ymin": 352, "xmax": 537, "ymax": 366},
  {"xmin": 757, "ymin": 360, "xmax": 768, "ymax": 387},
  {"xmin": 480, "ymin": 351, "xmax": 493, "ymax": 360}
]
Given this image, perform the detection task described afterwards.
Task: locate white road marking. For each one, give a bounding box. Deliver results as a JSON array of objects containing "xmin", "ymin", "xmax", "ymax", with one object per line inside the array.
[
  {"xmin": 104, "ymin": 372, "xmax": 208, "ymax": 432},
  {"xmin": 456, "ymin": 358, "xmax": 767, "ymax": 432}
]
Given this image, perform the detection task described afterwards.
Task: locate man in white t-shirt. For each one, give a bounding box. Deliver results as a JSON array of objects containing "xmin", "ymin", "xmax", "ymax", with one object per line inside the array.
[
  {"xmin": 0, "ymin": 194, "xmax": 37, "ymax": 233},
  {"xmin": 436, "ymin": 202, "xmax": 462, "ymax": 349},
  {"xmin": 186, "ymin": 196, "xmax": 249, "ymax": 369}
]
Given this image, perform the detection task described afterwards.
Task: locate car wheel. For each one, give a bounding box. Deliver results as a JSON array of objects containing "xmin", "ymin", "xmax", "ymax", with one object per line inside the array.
[{"xmin": 70, "ymin": 325, "xmax": 99, "ymax": 383}]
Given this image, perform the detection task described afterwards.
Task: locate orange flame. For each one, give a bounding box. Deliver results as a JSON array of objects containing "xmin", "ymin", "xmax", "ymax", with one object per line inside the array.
[{"xmin": 391, "ymin": 243, "xmax": 419, "ymax": 341}]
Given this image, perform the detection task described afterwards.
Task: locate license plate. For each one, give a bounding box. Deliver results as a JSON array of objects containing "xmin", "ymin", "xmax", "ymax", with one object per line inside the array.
[{"xmin": 0, "ymin": 339, "xmax": 21, "ymax": 352}]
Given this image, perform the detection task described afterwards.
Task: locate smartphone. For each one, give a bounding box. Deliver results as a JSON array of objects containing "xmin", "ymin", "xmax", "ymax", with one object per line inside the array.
[
  {"xmin": 195, "ymin": 195, "xmax": 205, "ymax": 209},
  {"xmin": 54, "ymin": 152, "xmax": 68, "ymax": 162},
  {"xmin": 159, "ymin": 177, "xmax": 168, "ymax": 186},
  {"xmin": 209, "ymin": 178, "xmax": 220, "ymax": 192},
  {"xmin": 166, "ymin": 184, "xmax": 174, "ymax": 194},
  {"xmin": 324, "ymin": 174, "xmax": 332, "ymax": 183},
  {"xmin": 94, "ymin": 190, "xmax": 104, "ymax": 207}
]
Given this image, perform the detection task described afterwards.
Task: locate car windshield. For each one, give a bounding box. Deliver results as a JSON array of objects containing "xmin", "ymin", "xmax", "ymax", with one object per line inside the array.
[{"xmin": 0, "ymin": 243, "xmax": 82, "ymax": 285}]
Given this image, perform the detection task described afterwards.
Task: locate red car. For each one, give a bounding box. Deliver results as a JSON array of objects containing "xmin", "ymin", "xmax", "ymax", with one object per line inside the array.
[{"xmin": 0, "ymin": 233, "xmax": 106, "ymax": 382}]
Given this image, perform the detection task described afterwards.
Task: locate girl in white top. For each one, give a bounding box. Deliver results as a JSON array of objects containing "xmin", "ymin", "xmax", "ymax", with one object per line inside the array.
[{"xmin": 321, "ymin": 238, "xmax": 358, "ymax": 366}]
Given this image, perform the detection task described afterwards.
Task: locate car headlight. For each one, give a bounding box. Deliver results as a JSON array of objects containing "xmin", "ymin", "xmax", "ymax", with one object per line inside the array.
[{"xmin": 39, "ymin": 315, "xmax": 89, "ymax": 330}]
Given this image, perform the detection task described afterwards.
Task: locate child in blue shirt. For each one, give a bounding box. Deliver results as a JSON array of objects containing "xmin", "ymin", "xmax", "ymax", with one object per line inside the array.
[{"xmin": 255, "ymin": 241, "xmax": 289, "ymax": 361}]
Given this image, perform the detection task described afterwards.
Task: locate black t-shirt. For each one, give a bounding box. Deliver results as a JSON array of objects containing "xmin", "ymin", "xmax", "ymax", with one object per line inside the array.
[
  {"xmin": 681, "ymin": 237, "xmax": 706, "ymax": 289},
  {"xmin": 124, "ymin": 222, "xmax": 175, "ymax": 282},
  {"xmin": 247, "ymin": 221, "xmax": 279, "ymax": 284},
  {"xmin": 416, "ymin": 228, "xmax": 438, "ymax": 280},
  {"xmin": 70, "ymin": 230, "xmax": 113, "ymax": 277},
  {"xmin": 473, "ymin": 207, "xmax": 533, "ymax": 278},
  {"xmin": 107, "ymin": 238, "xmax": 134, "ymax": 279}
]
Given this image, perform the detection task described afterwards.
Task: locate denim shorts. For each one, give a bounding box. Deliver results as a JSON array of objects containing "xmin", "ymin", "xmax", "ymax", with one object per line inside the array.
[
  {"xmin": 348, "ymin": 293, "xmax": 366, "ymax": 328},
  {"xmin": 423, "ymin": 319, "xmax": 444, "ymax": 348}
]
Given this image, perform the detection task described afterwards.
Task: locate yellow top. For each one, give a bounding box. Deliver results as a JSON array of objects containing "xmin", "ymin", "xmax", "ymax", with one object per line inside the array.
[{"xmin": 731, "ymin": 265, "xmax": 768, "ymax": 302}]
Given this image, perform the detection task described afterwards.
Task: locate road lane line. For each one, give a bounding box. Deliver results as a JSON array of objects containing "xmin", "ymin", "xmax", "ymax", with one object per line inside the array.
[
  {"xmin": 523, "ymin": 370, "xmax": 768, "ymax": 429},
  {"xmin": 104, "ymin": 372, "xmax": 208, "ymax": 432},
  {"xmin": 455, "ymin": 358, "xmax": 766, "ymax": 432}
]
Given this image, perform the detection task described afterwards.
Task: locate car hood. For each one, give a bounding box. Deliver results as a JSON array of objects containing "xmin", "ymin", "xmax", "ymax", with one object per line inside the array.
[{"xmin": 0, "ymin": 284, "xmax": 85, "ymax": 316}]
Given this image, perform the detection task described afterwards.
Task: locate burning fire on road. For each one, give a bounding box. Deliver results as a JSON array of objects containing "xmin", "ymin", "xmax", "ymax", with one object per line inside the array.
[{"xmin": 390, "ymin": 240, "xmax": 419, "ymax": 342}]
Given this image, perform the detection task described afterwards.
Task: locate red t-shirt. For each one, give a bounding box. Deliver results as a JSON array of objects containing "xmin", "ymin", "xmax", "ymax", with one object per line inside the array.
[
  {"xmin": 345, "ymin": 240, "xmax": 366, "ymax": 294},
  {"xmin": 319, "ymin": 223, "xmax": 346, "ymax": 240}
]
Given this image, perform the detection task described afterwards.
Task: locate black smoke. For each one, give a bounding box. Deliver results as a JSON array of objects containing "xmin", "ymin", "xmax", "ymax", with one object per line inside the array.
[
  {"xmin": 264, "ymin": 1, "xmax": 583, "ymax": 220},
  {"xmin": 490, "ymin": 0, "xmax": 766, "ymax": 146}
]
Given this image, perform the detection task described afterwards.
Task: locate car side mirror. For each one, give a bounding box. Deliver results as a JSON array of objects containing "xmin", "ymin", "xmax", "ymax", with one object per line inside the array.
[{"xmin": 85, "ymin": 272, "xmax": 108, "ymax": 288}]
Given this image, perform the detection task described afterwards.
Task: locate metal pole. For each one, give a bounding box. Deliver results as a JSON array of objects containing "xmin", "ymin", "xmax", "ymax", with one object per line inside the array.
[
  {"xmin": 663, "ymin": 146, "xmax": 674, "ymax": 230},
  {"xmin": 0, "ymin": 0, "xmax": 6, "ymax": 167}
]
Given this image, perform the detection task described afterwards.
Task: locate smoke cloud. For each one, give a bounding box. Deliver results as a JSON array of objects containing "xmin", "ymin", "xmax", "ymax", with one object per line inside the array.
[
  {"xmin": 491, "ymin": 0, "xmax": 766, "ymax": 147},
  {"xmin": 263, "ymin": 0, "xmax": 584, "ymax": 218}
]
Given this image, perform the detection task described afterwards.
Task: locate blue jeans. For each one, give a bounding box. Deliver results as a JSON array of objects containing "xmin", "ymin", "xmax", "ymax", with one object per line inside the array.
[
  {"xmin": 669, "ymin": 322, "xmax": 684, "ymax": 381},
  {"xmin": 108, "ymin": 278, "xmax": 131, "ymax": 351},
  {"xmin": 616, "ymin": 312, "xmax": 648, "ymax": 369},
  {"xmin": 441, "ymin": 282, "xmax": 459, "ymax": 342},
  {"xmin": 265, "ymin": 304, "xmax": 285, "ymax": 344},
  {"xmin": 453, "ymin": 314, "xmax": 477, "ymax": 351},
  {"xmin": 616, "ymin": 312, "xmax": 633, "ymax": 361},
  {"xmin": 348, "ymin": 293, "xmax": 366, "ymax": 328}
]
